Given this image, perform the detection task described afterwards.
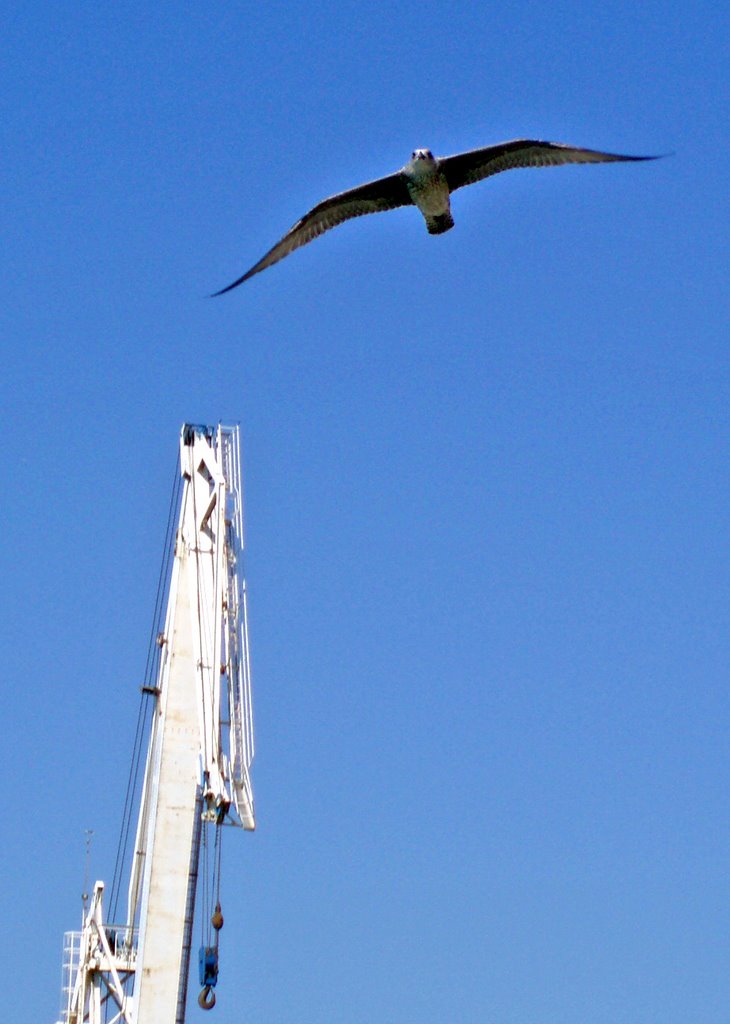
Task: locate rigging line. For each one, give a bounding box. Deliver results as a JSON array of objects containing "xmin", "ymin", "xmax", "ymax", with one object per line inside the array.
[
  {"xmin": 109, "ymin": 453, "xmax": 182, "ymax": 920},
  {"xmin": 201, "ymin": 822, "xmax": 210, "ymax": 948},
  {"xmin": 111, "ymin": 656, "xmax": 157, "ymax": 922},
  {"xmin": 109, "ymin": 650, "xmax": 158, "ymax": 918},
  {"xmin": 108, "ymin": 688, "xmax": 147, "ymax": 918},
  {"xmin": 190, "ymin": 451, "xmax": 210, "ymax": 774},
  {"xmin": 186, "ymin": 446, "xmax": 216, "ymax": 953},
  {"xmin": 143, "ymin": 451, "xmax": 183, "ymax": 683},
  {"xmin": 109, "ymin": 466, "xmax": 181, "ymax": 919},
  {"xmin": 214, "ymin": 820, "xmax": 223, "ymax": 908}
]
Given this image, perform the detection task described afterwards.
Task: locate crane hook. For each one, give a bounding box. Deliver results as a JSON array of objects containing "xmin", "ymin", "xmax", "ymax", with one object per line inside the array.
[
  {"xmin": 211, "ymin": 902, "xmax": 224, "ymax": 931},
  {"xmin": 198, "ymin": 985, "xmax": 217, "ymax": 1010}
]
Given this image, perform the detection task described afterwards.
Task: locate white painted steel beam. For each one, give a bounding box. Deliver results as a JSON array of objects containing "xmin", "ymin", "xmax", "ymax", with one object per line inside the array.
[
  {"xmin": 57, "ymin": 424, "xmax": 255, "ymax": 1024},
  {"xmin": 132, "ymin": 424, "xmax": 256, "ymax": 1022}
]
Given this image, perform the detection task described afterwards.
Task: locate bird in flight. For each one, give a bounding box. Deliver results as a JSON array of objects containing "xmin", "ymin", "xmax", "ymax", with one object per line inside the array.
[{"xmin": 212, "ymin": 139, "xmax": 657, "ymax": 294}]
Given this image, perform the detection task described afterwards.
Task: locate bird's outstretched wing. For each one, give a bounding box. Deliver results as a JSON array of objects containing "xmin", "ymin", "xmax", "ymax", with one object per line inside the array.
[
  {"xmin": 438, "ymin": 139, "xmax": 658, "ymax": 192},
  {"xmin": 212, "ymin": 171, "xmax": 413, "ymax": 294}
]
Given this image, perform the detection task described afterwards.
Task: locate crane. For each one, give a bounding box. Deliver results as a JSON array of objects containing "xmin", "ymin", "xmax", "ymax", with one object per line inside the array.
[{"xmin": 56, "ymin": 423, "xmax": 255, "ymax": 1024}]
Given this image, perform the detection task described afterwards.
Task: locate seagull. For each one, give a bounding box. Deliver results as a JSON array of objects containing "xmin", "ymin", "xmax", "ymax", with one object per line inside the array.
[{"xmin": 212, "ymin": 139, "xmax": 657, "ymax": 293}]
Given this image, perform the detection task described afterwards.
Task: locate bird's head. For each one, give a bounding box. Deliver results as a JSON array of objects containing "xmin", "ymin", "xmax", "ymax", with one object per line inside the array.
[{"xmin": 411, "ymin": 148, "xmax": 434, "ymax": 162}]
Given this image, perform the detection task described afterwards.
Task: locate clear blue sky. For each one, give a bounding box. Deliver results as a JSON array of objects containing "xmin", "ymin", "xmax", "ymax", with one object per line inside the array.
[{"xmin": 2, "ymin": 4, "xmax": 729, "ymax": 1022}]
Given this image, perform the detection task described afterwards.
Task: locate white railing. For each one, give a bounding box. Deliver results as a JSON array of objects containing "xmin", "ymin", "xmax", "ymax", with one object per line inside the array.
[{"xmin": 59, "ymin": 931, "xmax": 81, "ymax": 1023}]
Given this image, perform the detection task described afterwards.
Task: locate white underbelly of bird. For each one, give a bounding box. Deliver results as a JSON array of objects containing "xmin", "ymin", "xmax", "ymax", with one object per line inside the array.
[{"xmin": 406, "ymin": 173, "xmax": 454, "ymax": 234}]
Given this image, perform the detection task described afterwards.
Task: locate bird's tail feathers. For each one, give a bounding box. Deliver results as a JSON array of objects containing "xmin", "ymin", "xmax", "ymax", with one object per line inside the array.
[{"xmin": 426, "ymin": 212, "xmax": 455, "ymax": 235}]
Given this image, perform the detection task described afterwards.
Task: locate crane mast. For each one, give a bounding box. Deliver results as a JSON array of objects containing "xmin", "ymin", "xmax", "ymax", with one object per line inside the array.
[{"xmin": 56, "ymin": 424, "xmax": 255, "ymax": 1024}]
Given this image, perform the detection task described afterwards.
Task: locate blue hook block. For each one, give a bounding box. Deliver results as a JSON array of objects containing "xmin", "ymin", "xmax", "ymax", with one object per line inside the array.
[{"xmin": 199, "ymin": 946, "xmax": 219, "ymax": 988}]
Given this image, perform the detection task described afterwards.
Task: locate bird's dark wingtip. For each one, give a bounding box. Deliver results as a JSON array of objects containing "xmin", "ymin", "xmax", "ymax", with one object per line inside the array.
[
  {"xmin": 627, "ymin": 152, "xmax": 671, "ymax": 161},
  {"xmin": 210, "ymin": 278, "xmax": 247, "ymax": 297},
  {"xmin": 210, "ymin": 268, "xmax": 259, "ymax": 296}
]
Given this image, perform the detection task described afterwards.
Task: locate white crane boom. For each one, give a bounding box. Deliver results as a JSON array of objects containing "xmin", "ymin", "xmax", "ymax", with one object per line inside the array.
[{"xmin": 56, "ymin": 423, "xmax": 255, "ymax": 1024}]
